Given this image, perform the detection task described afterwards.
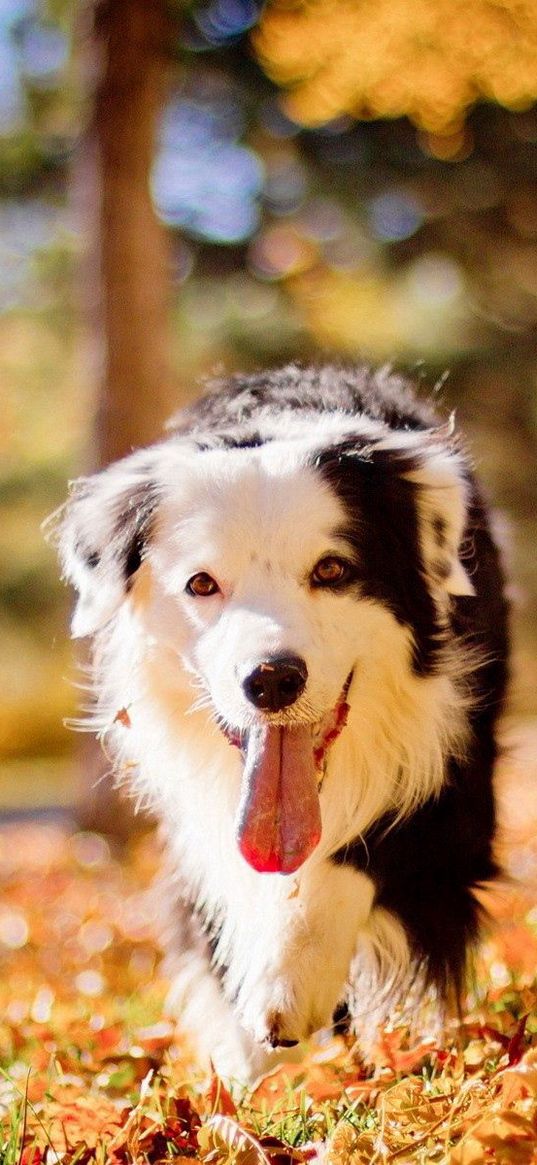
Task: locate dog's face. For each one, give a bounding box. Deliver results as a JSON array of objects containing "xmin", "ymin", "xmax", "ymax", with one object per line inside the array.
[
  {"xmin": 55, "ymin": 420, "xmax": 474, "ymax": 875},
  {"xmin": 152, "ymin": 446, "xmax": 358, "ymax": 723}
]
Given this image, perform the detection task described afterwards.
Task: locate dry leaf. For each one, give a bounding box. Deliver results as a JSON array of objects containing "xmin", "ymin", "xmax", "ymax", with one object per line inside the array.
[{"xmin": 199, "ymin": 1115, "xmax": 273, "ymax": 1165}]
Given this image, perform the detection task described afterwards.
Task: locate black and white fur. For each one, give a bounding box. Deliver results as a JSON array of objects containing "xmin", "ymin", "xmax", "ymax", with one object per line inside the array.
[{"xmin": 53, "ymin": 365, "xmax": 508, "ymax": 1081}]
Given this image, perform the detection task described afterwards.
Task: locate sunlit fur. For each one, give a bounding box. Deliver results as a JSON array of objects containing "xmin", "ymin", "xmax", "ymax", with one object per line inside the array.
[{"xmin": 51, "ymin": 365, "xmax": 507, "ymax": 1083}]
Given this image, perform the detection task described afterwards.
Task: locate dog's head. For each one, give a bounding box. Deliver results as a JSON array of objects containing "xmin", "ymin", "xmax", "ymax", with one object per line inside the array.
[{"xmin": 53, "ymin": 413, "xmax": 474, "ymax": 875}]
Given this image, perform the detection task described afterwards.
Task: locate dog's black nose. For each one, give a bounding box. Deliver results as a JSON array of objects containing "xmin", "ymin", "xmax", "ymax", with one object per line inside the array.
[{"xmin": 243, "ymin": 656, "xmax": 308, "ymax": 712}]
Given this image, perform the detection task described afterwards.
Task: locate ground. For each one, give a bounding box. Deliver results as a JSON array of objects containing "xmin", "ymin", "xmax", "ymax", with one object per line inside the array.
[{"xmin": 1, "ymin": 724, "xmax": 537, "ymax": 1165}]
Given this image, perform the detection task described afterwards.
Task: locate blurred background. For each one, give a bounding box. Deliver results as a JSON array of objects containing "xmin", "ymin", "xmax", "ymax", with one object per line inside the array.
[{"xmin": 1, "ymin": 0, "xmax": 536, "ymax": 820}]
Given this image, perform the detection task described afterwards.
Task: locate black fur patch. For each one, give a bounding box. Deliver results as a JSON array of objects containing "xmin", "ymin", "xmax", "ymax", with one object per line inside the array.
[
  {"xmin": 312, "ymin": 440, "xmax": 444, "ymax": 675},
  {"xmin": 193, "ymin": 904, "xmax": 227, "ymax": 982},
  {"xmin": 432, "ymin": 514, "xmax": 448, "ymax": 547},
  {"xmin": 330, "ymin": 470, "xmax": 508, "ymax": 1004},
  {"xmin": 166, "ymin": 889, "xmax": 228, "ymax": 986},
  {"xmin": 195, "ymin": 430, "xmax": 266, "ymax": 451},
  {"xmin": 332, "ymin": 1000, "xmax": 351, "ymax": 1035},
  {"xmin": 111, "ymin": 481, "xmax": 159, "ymax": 586},
  {"xmin": 332, "ymin": 730, "xmax": 499, "ymax": 1002}
]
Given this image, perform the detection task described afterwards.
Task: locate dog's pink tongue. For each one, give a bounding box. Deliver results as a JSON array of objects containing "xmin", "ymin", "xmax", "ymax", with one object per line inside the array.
[{"xmin": 236, "ymin": 725, "xmax": 322, "ymax": 874}]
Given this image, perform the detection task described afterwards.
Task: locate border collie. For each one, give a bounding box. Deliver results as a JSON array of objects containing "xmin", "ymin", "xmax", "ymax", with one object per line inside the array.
[{"xmin": 53, "ymin": 365, "xmax": 508, "ymax": 1081}]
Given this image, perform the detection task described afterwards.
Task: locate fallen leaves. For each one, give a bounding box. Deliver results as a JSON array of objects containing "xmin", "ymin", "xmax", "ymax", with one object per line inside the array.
[{"xmin": 1, "ymin": 819, "xmax": 537, "ymax": 1165}]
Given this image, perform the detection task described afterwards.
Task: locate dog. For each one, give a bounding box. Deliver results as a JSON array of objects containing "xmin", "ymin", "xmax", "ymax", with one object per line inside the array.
[{"xmin": 53, "ymin": 364, "xmax": 508, "ymax": 1082}]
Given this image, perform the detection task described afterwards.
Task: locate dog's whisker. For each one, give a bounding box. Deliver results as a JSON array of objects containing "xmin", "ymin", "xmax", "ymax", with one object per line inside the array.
[{"xmin": 186, "ymin": 692, "xmax": 214, "ymax": 716}]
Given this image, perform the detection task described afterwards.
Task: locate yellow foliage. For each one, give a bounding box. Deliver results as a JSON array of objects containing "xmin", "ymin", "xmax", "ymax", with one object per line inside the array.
[
  {"xmin": 0, "ymin": 314, "xmax": 89, "ymax": 468},
  {"xmin": 254, "ymin": 0, "xmax": 537, "ymax": 132},
  {"xmin": 0, "ymin": 619, "xmax": 75, "ymax": 759},
  {"xmin": 288, "ymin": 258, "xmax": 472, "ymax": 357}
]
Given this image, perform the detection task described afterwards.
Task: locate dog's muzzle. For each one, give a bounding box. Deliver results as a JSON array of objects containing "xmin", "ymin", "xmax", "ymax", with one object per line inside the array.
[{"xmin": 227, "ymin": 673, "xmax": 352, "ymax": 876}]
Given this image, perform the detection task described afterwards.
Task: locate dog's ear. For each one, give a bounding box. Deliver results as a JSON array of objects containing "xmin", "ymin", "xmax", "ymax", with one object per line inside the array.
[
  {"xmin": 315, "ymin": 424, "xmax": 475, "ymax": 598},
  {"xmin": 47, "ymin": 457, "xmax": 159, "ymax": 638},
  {"xmin": 382, "ymin": 429, "xmax": 476, "ymax": 598}
]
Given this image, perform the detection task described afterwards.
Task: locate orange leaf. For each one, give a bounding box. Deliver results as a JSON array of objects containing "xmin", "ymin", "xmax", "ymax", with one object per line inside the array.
[{"xmin": 206, "ymin": 1070, "xmax": 238, "ymax": 1116}]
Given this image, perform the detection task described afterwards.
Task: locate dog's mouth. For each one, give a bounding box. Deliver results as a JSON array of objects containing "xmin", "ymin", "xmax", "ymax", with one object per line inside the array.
[{"xmin": 224, "ymin": 673, "xmax": 352, "ymax": 876}]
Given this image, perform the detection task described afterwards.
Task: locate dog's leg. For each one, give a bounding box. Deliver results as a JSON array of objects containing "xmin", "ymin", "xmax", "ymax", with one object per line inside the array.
[
  {"xmin": 232, "ymin": 861, "xmax": 376, "ymax": 1048},
  {"xmin": 346, "ymin": 904, "xmax": 417, "ymax": 1057},
  {"xmin": 163, "ymin": 892, "xmax": 282, "ymax": 1084},
  {"xmin": 166, "ymin": 948, "xmax": 281, "ymax": 1084}
]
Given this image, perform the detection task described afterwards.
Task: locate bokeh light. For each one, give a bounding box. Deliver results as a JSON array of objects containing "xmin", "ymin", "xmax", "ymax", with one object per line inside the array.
[
  {"xmin": 368, "ymin": 189, "xmax": 423, "ymax": 242},
  {"xmin": 0, "ymin": 0, "xmax": 34, "ymax": 133},
  {"xmin": 248, "ymin": 223, "xmax": 317, "ymax": 280},
  {"xmin": 17, "ymin": 17, "xmax": 68, "ymax": 87},
  {"xmin": 193, "ymin": 0, "xmax": 264, "ymax": 46},
  {"xmin": 405, "ymin": 252, "xmax": 465, "ymax": 307},
  {"xmin": 152, "ymin": 88, "xmax": 264, "ymax": 243},
  {"xmin": 262, "ymin": 153, "xmax": 308, "ymax": 215}
]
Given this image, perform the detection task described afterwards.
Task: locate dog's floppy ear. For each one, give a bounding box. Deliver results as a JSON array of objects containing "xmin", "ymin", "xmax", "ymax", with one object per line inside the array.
[
  {"xmin": 48, "ymin": 456, "xmax": 159, "ymax": 638},
  {"xmin": 317, "ymin": 424, "xmax": 475, "ymax": 599},
  {"xmin": 381, "ymin": 428, "xmax": 475, "ymax": 598}
]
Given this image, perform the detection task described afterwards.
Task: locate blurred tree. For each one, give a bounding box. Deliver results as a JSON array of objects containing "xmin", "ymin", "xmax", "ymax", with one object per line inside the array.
[{"xmin": 82, "ymin": 0, "xmax": 179, "ymax": 465}]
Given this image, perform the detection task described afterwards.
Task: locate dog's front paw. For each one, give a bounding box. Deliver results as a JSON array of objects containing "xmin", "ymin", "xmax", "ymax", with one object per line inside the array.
[
  {"xmin": 166, "ymin": 954, "xmax": 281, "ymax": 1085},
  {"xmin": 238, "ymin": 962, "xmax": 344, "ymax": 1049},
  {"xmin": 239, "ymin": 979, "xmax": 303, "ymax": 1048}
]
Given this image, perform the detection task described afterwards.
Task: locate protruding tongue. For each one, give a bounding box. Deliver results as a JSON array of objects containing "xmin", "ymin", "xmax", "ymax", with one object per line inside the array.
[{"xmin": 236, "ymin": 724, "xmax": 322, "ymax": 874}]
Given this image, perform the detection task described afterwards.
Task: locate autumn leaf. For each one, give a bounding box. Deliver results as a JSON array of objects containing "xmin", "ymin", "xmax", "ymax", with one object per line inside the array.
[
  {"xmin": 2, "ymin": 820, "xmax": 537, "ymax": 1165},
  {"xmin": 206, "ymin": 1071, "xmax": 238, "ymax": 1117}
]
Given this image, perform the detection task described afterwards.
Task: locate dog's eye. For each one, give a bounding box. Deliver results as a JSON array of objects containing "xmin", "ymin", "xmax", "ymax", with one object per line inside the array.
[
  {"xmin": 186, "ymin": 572, "xmax": 220, "ymax": 597},
  {"xmin": 311, "ymin": 556, "xmax": 354, "ymax": 588}
]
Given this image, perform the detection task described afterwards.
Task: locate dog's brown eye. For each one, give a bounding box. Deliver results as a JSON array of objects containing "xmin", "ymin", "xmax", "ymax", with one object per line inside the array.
[
  {"xmin": 186, "ymin": 572, "xmax": 220, "ymax": 597},
  {"xmin": 311, "ymin": 556, "xmax": 353, "ymax": 588}
]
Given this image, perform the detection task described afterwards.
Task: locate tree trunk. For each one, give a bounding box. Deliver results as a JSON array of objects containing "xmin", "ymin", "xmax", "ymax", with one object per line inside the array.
[
  {"xmin": 74, "ymin": 0, "xmax": 178, "ymax": 837},
  {"xmin": 87, "ymin": 0, "xmax": 178, "ymax": 463}
]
